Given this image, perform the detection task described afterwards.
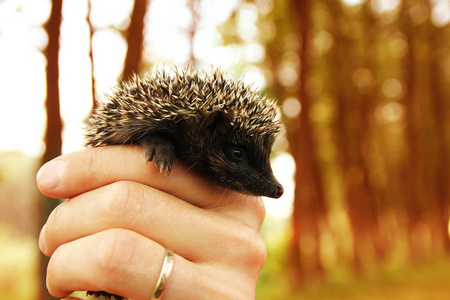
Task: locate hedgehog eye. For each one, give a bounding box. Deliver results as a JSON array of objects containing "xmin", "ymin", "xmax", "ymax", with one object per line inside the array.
[
  {"xmin": 232, "ymin": 149, "xmax": 243, "ymax": 158},
  {"xmin": 229, "ymin": 147, "xmax": 244, "ymax": 162}
]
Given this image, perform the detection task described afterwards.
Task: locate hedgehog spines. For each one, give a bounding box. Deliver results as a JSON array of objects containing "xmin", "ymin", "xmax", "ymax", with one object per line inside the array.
[{"xmin": 86, "ymin": 66, "xmax": 282, "ymax": 149}]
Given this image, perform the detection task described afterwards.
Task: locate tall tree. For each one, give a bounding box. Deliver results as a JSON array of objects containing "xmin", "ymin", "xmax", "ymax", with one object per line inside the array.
[
  {"xmin": 88, "ymin": 0, "xmax": 97, "ymax": 110},
  {"xmin": 122, "ymin": 0, "xmax": 149, "ymax": 80},
  {"xmin": 400, "ymin": 0, "xmax": 432, "ymax": 260},
  {"xmin": 38, "ymin": 0, "xmax": 63, "ymax": 299},
  {"xmin": 289, "ymin": 0, "xmax": 327, "ymax": 285},
  {"xmin": 428, "ymin": 27, "xmax": 450, "ymax": 253},
  {"xmin": 187, "ymin": 0, "xmax": 200, "ymax": 67},
  {"xmin": 425, "ymin": 1, "xmax": 450, "ymax": 254},
  {"xmin": 327, "ymin": 1, "xmax": 384, "ymax": 272}
]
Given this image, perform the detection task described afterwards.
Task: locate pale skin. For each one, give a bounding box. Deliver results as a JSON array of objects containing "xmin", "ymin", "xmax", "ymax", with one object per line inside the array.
[{"xmin": 37, "ymin": 145, "xmax": 267, "ymax": 300}]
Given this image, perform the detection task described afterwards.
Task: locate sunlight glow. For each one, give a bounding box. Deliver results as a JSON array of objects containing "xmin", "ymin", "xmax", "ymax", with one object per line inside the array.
[
  {"xmin": 374, "ymin": 102, "xmax": 405, "ymax": 124},
  {"xmin": 0, "ymin": 0, "xmax": 49, "ymax": 156},
  {"xmin": 263, "ymin": 153, "xmax": 295, "ymax": 219},
  {"xmin": 90, "ymin": 0, "xmax": 133, "ymax": 30},
  {"xmin": 371, "ymin": 0, "xmax": 401, "ymax": 13},
  {"xmin": 237, "ymin": 4, "xmax": 259, "ymax": 41},
  {"xmin": 313, "ymin": 30, "xmax": 333, "ymax": 55},
  {"xmin": 341, "ymin": 0, "xmax": 366, "ymax": 6},
  {"xmin": 241, "ymin": 66, "xmax": 267, "ymax": 90},
  {"xmin": 431, "ymin": 2, "xmax": 450, "ymax": 27},
  {"xmin": 409, "ymin": 4, "xmax": 429, "ymax": 25},
  {"xmin": 382, "ymin": 78, "xmax": 404, "ymax": 99},
  {"xmin": 448, "ymin": 219, "xmax": 450, "ymax": 238},
  {"xmin": 278, "ymin": 65, "xmax": 298, "ymax": 87},
  {"xmin": 352, "ymin": 68, "xmax": 373, "ymax": 89},
  {"xmin": 282, "ymin": 97, "xmax": 302, "ymax": 119}
]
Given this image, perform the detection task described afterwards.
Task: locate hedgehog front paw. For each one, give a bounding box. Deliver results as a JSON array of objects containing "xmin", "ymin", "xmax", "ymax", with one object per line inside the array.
[
  {"xmin": 141, "ymin": 135, "xmax": 174, "ymax": 175},
  {"xmin": 153, "ymin": 143, "xmax": 174, "ymax": 175}
]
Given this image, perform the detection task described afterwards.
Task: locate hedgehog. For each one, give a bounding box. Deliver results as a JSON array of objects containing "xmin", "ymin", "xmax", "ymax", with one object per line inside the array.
[
  {"xmin": 85, "ymin": 67, "xmax": 284, "ymax": 201},
  {"xmin": 84, "ymin": 69, "xmax": 284, "ymax": 299}
]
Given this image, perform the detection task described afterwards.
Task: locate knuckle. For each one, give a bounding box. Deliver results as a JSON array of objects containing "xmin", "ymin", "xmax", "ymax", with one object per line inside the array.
[
  {"xmin": 253, "ymin": 234, "xmax": 268, "ymax": 271},
  {"xmin": 240, "ymin": 195, "xmax": 266, "ymax": 229},
  {"xmin": 47, "ymin": 202, "xmax": 63, "ymax": 230},
  {"xmin": 95, "ymin": 229, "xmax": 137, "ymax": 279},
  {"xmin": 46, "ymin": 243, "xmax": 75, "ymax": 297},
  {"xmin": 102, "ymin": 181, "xmax": 138, "ymax": 224},
  {"xmin": 229, "ymin": 225, "xmax": 267, "ymax": 271},
  {"xmin": 249, "ymin": 196, "xmax": 266, "ymax": 224},
  {"xmin": 85, "ymin": 148, "xmax": 95, "ymax": 175},
  {"xmin": 84, "ymin": 148, "xmax": 101, "ymax": 181},
  {"xmin": 46, "ymin": 246, "xmax": 63, "ymax": 294},
  {"xmin": 44, "ymin": 203, "xmax": 65, "ymax": 252}
]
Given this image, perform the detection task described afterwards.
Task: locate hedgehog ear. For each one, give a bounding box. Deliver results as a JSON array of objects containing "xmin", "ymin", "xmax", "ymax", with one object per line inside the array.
[{"xmin": 201, "ymin": 110, "xmax": 231, "ymax": 137}]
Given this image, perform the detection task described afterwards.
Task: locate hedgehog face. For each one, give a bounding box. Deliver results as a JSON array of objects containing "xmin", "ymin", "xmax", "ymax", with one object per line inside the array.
[
  {"xmin": 189, "ymin": 110, "xmax": 284, "ymax": 199},
  {"xmin": 211, "ymin": 139, "xmax": 283, "ymax": 199}
]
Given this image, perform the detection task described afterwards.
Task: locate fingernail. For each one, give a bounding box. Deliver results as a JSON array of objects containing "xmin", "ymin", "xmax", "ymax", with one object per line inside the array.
[
  {"xmin": 39, "ymin": 224, "xmax": 46, "ymax": 253},
  {"xmin": 36, "ymin": 160, "xmax": 67, "ymax": 190}
]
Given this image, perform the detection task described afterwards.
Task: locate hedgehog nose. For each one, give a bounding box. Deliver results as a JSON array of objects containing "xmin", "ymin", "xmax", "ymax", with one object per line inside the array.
[{"xmin": 272, "ymin": 183, "xmax": 284, "ymax": 199}]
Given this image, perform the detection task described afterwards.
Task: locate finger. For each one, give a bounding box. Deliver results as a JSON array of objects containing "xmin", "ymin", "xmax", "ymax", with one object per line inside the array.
[
  {"xmin": 40, "ymin": 181, "xmax": 267, "ymax": 269},
  {"xmin": 47, "ymin": 228, "xmax": 170, "ymax": 299},
  {"xmin": 36, "ymin": 146, "xmax": 251, "ymax": 210},
  {"xmin": 46, "ymin": 228, "xmax": 256, "ymax": 300}
]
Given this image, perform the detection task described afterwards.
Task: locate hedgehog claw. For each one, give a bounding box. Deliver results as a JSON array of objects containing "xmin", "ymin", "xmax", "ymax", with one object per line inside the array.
[
  {"xmin": 145, "ymin": 149, "xmax": 155, "ymax": 162},
  {"xmin": 156, "ymin": 161, "xmax": 172, "ymax": 176},
  {"xmin": 164, "ymin": 165, "xmax": 172, "ymax": 176},
  {"xmin": 140, "ymin": 135, "xmax": 174, "ymax": 176}
]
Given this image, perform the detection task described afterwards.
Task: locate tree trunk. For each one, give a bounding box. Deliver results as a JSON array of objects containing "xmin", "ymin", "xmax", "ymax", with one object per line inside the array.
[
  {"xmin": 187, "ymin": 0, "xmax": 200, "ymax": 68},
  {"xmin": 326, "ymin": 0, "xmax": 382, "ymax": 273},
  {"xmin": 400, "ymin": 0, "xmax": 430, "ymax": 260},
  {"xmin": 38, "ymin": 0, "xmax": 64, "ymax": 299},
  {"xmin": 426, "ymin": 8, "xmax": 450, "ymax": 254},
  {"xmin": 88, "ymin": 0, "xmax": 97, "ymax": 110},
  {"xmin": 289, "ymin": 0, "xmax": 326, "ymax": 285},
  {"xmin": 122, "ymin": 0, "xmax": 149, "ymax": 80}
]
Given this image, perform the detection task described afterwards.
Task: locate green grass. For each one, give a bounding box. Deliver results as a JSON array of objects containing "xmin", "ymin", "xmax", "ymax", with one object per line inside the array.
[
  {"xmin": 0, "ymin": 226, "xmax": 38, "ymax": 300},
  {"xmin": 257, "ymin": 257, "xmax": 450, "ymax": 300}
]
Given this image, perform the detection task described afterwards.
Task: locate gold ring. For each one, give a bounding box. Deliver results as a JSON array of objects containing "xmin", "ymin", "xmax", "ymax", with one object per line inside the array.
[{"xmin": 151, "ymin": 248, "xmax": 174, "ymax": 300}]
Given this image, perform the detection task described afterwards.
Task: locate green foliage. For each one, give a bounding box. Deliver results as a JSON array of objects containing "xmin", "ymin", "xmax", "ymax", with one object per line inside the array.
[
  {"xmin": 0, "ymin": 226, "xmax": 38, "ymax": 300},
  {"xmin": 257, "ymin": 231, "xmax": 450, "ymax": 300}
]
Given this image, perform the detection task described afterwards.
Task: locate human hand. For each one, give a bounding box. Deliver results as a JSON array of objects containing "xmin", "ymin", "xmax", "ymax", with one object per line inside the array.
[{"xmin": 37, "ymin": 146, "xmax": 267, "ymax": 300}]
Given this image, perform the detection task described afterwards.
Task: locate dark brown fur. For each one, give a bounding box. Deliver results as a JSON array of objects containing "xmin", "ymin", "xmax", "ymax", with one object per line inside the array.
[{"xmin": 85, "ymin": 68, "xmax": 283, "ymax": 198}]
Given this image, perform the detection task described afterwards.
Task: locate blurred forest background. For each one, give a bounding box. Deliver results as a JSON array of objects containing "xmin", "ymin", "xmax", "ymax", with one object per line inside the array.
[{"xmin": 0, "ymin": 0, "xmax": 449, "ymax": 299}]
